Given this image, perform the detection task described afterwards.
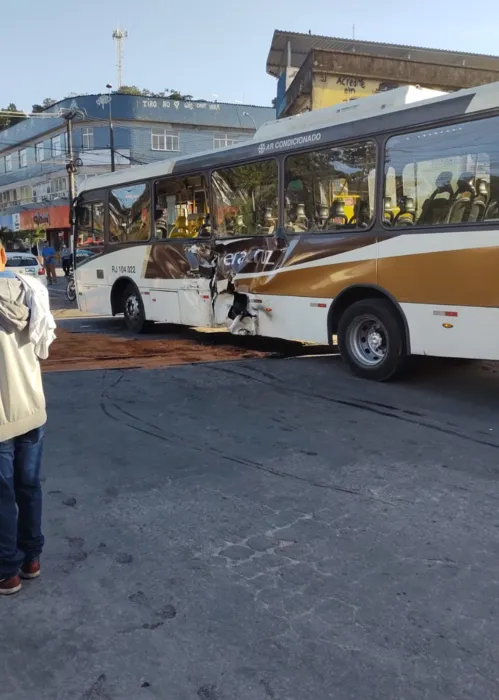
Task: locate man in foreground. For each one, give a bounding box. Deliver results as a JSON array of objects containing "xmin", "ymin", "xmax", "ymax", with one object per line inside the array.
[{"xmin": 0, "ymin": 242, "xmax": 55, "ymax": 595}]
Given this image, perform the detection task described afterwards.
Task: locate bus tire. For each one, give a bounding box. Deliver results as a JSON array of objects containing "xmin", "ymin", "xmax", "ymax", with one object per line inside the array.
[
  {"xmin": 66, "ymin": 277, "xmax": 76, "ymax": 303},
  {"xmin": 338, "ymin": 298, "xmax": 406, "ymax": 381},
  {"xmin": 123, "ymin": 284, "xmax": 147, "ymax": 334}
]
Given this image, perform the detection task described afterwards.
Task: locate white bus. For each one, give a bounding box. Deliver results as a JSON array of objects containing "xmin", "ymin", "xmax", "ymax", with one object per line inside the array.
[{"xmin": 74, "ymin": 82, "xmax": 499, "ymax": 380}]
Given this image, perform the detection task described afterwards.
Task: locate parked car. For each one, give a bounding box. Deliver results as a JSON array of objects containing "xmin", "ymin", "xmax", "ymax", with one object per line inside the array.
[
  {"xmin": 5, "ymin": 252, "xmax": 47, "ymax": 286},
  {"xmin": 75, "ymin": 249, "xmax": 95, "ymax": 264}
]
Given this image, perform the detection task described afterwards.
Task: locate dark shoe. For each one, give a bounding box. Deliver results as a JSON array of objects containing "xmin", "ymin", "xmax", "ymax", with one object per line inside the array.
[
  {"xmin": 20, "ymin": 560, "xmax": 40, "ymax": 580},
  {"xmin": 0, "ymin": 575, "xmax": 22, "ymax": 595}
]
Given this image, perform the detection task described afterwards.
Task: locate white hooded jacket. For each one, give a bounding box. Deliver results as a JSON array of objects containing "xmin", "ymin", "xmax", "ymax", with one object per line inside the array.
[
  {"xmin": 0, "ymin": 272, "xmax": 49, "ymax": 441},
  {"xmin": 15, "ymin": 273, "xmax": 56, "ymax": 360}
]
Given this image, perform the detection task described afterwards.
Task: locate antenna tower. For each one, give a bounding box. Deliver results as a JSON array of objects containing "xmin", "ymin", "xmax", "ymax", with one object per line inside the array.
[{"xmin": 112, "ymin": 27, "xmax": 128, "ymax": 88}]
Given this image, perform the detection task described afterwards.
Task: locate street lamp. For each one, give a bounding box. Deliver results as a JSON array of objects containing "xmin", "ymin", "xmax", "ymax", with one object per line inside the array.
[
  {"xmin": 243, "ymin": 111, "xmax": 257, "ymax": 130},
  {"xmin": 106, "ymin": 83, "xmax": 116, "ymax": 172}
]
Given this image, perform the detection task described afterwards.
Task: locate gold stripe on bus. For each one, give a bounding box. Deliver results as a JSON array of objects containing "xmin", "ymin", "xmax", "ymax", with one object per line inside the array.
[
  {"xmin": 379, "ymin": 246, "xmax": 499, "ymax": 307},
  {"xmin": 236, "ymin": 245, "xmax": 499, "ymax": 308}
]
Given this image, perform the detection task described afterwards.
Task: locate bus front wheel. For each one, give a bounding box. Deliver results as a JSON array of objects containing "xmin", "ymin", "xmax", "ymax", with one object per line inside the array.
[
  {"xmin": 123, "ymin": 284, "xmax": 147, "ymax": 334},
  {"xmin": 338, "ymin": 298, "xmax": 406, "ymax": 381}
]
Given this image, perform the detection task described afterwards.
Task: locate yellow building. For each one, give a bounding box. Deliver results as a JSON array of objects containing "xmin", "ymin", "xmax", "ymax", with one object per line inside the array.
[{"xmin": 268, "ymin": 31, "xmax": 499, "ymax": 117}]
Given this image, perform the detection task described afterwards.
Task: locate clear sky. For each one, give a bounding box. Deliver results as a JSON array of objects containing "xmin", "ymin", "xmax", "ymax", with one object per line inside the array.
[{"xmin": 4, "ymin": 0, "xmax": 499, "ymax": 112}]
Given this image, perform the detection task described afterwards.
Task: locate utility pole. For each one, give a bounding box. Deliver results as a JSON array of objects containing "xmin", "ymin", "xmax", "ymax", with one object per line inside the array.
[
  {"xmin": 63, "ymin": 110, "xmax": 83, "ymax": 259},
  {"xmin": 112, "ymin": 27, "xmax": 128, "ymax": 88},
  {"xmin": 64, "ymin": 112, "xmax": 77, "ymax": 211},
  {"xmin": 106, "ymin": 84, "xmax": 116, "ymax": 172}
]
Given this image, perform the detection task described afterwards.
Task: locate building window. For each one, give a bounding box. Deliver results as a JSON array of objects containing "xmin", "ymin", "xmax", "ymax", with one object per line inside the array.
[
  {"xmin": 109, "ymin": 183, "xmax": 151, "ymax": 242},
  {"xmin": 82, "ymin": 128, "xmax": 94, "ymax": 150},
  {"xmin": 5, "ymin": 155, "xmax": 12, "ymax": 172},
  {"xmin": 32, "ymin": 181, "xmax": 50, "ymax": 203},
  {"xmin": 284, "ymin": 141, "xmax": 376, "ymax": 233},
  {"xmin": 212, "ymin": 160, "xmax": 278, "ymax": 236},
  {"xmin": 213, "ymin": 134, "xmax": 238, "ymax": 149},
  {"xmin": 51, "ymin": 135, "xmax": 62, "ymax": 158},
  {"xmin": 19, "ymin": 149, "xmax": 27, "ymax": 168},
  {"xmin": 35, "ymin": 142, "xmax": 45, "ymax": 162},
  {"xmin": 151, "ymin": 128, "xmax": 180, "ymax": 152},
  {"xmin": 20, "ymin": 186, "xmax": 32, "ymax": 203},
  {"xmin": 48, "ymin": 177, "xmax": 68, "ymax": 198}
]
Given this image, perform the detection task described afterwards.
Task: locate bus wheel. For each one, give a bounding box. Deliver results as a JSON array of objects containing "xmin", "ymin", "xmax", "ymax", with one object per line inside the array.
[
  {"xmin": 123, "ymin": 284, "xmax": 147, "ymax": 334},
  {"xmin": 338, "ymin": 298, "xmax": 406, "ymax": 381},
  {"xmin": 66, "ymin": 277, "xmax": 76, "ymax": 303}
]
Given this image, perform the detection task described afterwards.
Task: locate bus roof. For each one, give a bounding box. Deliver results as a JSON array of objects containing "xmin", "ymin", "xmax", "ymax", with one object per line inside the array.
[{"xmin": 78, "ymin": 81, "xmax": 499, "ymax": 195}]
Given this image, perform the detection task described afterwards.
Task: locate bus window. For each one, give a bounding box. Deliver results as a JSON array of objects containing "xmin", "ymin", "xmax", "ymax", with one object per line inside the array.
[
  {"xmin": 284, "ymin": 141, "xmax": 376, "ymax": 233},
  {"xmin": 76, "ymin": 201, "xmax": 105, "ymax": 256},
  {"xmin": 154, "ymin": 174, "xmax": 209, "ymax": 239},
  {"xmin": 109, "ymin": 183, "xmax": 151, "ymax": 243},
  {"xmin": 384, "ymin": 117, "xmax": 499, "ymax": 227},
  {"xmin": 212, "ymin": 160, "xmax": 278, "ymax": 237}
]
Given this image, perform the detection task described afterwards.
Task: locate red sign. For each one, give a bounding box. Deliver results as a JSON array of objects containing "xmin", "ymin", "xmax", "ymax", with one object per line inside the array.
[{"xmin": 20, "ymin": 205, "xmax": 70, "ymax": 231}]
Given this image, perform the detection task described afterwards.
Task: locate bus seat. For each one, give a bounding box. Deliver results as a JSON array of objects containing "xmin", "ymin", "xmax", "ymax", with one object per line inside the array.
[
  {"xmin": 484, "ymin": 199, "xmax": 499, "ymax": 221},
  {"xmin": 349, "ymin": 200, "xmax": 370, "ymax": 228},
  {"xmin": 154, "ymin": 207, "xmax": 169, "ymax": 239},
  {"xmin": 383, "ymin": 196, "xmax": 394, "ymax": 226},
  {"xmin": 169, "ymin": 215, "xmax": 189, "ymax": 238},
  {"xmin": 327, "ymin": 200, "xmax": 348, "ymax": 228},
  {"xmin": 394, "ymin": 196, "xmax": 416, "ymax": 226},
  {"xmin": 446, "ymin": 172, "xmax": 475, "ymax": 224},
  {"xmin": 418, "ymin": 171, "xmax": 453, "ymax": 225},
  {"xmin": 468, "ymin": 179, "xmax": 489, "ymax": 222}
]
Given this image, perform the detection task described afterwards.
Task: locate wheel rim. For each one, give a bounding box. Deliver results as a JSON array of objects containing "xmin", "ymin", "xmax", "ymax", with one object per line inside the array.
[
  {"xmin": 347, "ymin": 314, "xmax": 388, "ymax": 367},
  {"xmin": 125, "ymin": 294, "xmax": 140, "ymax": 322}
]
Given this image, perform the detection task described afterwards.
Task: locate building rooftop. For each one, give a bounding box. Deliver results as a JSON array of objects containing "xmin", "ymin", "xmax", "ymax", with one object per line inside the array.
[
  {"xmin": 0, "ymin": 94, "xmax": 275, "ymax": 154},
  {"xmin": 266, "ymin": 30, "xmax": 499, "ymax": 77}
]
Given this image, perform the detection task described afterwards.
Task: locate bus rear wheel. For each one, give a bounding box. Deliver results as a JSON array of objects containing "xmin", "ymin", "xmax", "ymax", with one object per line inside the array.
[
  {"xmin": 123, "ymin": 284, "xmax": 147, "ymax": 334},
  {"xmin": 338, "ymin": 298, "xmax": 406, "ymax": 381}
]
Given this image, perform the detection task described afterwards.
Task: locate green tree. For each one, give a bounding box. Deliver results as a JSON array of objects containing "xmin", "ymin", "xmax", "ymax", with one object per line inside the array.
[
  {"xmin": 0, "ymin": 103, "xmax": 26, "ymax": 131},
  {"xmin": 0, "ymin": 226, "xmax": 13, "ymax": 244},
  {"xmin": 32, "ymin": 97, "xmax": 57, "ymax": 113},
  {"xmin": 116, "ymin": 85, "xmax": 144, "ymax": 95},
  {"xmin": 116, "ymin": 86, "xmax": 194, "ymax": 100},
  {"xmin": 164, "ymin": 89, "xmax": 193, "ymax": 101}
]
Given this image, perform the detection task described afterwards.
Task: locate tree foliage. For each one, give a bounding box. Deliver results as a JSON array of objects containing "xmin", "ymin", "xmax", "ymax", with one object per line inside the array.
[
  {"xmin": 32, "ymin": 97, "xmax": 57, "ymax": 113},
  {"xmin": 0, "ymin": 103, "xmax": 26, "ymax": 131},
  {"xmin": 117, "ymin": 86, "xmax": 194, "ymax": 100}
]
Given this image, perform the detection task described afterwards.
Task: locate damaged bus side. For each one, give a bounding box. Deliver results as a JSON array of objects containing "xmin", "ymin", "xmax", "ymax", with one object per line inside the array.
[{"xmin": 74, "ymin": 81, "xmax": 499, "ymax": 380}]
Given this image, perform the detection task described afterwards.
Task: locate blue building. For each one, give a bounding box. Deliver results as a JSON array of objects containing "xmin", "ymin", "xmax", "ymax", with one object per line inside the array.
[{"xmin": 0, "ymin": 93, "xmax": 274, "ymax": 241}]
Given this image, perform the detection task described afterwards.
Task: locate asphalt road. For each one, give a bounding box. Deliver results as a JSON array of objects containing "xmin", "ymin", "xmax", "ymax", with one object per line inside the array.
[{"xmin": 3, "ymin": 342, "xmax": 499, "ymax": 699}]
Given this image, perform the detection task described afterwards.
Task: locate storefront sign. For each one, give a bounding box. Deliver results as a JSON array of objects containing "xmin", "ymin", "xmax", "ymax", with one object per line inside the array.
[{"xmin": 20, "ymin": 205, "xmax": 70, "ymax": 230}]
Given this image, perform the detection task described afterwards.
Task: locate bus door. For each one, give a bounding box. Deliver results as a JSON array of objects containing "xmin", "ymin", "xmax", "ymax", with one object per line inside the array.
[{"xmin": 74, "ymin": 196, "xmax": 106, "ymax": 314}]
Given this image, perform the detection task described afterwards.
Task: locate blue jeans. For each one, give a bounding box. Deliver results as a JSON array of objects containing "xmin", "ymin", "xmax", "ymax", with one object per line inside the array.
[{"xmin": 0, "ymin": 427, "xmax": 45, "ymax": 578}]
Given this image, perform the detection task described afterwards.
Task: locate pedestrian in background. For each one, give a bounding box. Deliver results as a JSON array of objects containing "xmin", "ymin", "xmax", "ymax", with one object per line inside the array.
[
  {"xmin": 0, "ymin": 241, "xmax": 55, "ymax": 595},
  {"xmin": 41, "ymin": 240, "xmax": 57, "ymax": 285},
  {"xmin": 61, "ymin": 244, "xmax": 72, "ymax": 277}
]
